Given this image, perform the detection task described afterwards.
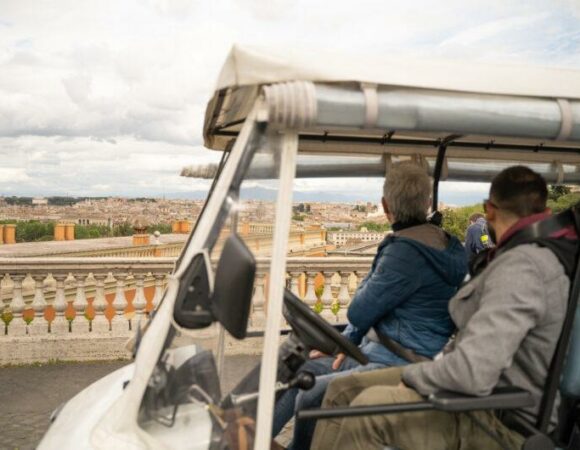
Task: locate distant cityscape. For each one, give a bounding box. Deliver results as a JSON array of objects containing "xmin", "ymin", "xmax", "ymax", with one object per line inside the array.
[{"xmin": 0, "ymin": 196, "xmax": 395, "ymax": 244}]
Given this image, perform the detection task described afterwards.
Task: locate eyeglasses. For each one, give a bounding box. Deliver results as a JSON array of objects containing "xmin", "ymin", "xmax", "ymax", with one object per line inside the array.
[{"xmin": 482, "ymin": 198, "xmax": 499, "ymax": 213}]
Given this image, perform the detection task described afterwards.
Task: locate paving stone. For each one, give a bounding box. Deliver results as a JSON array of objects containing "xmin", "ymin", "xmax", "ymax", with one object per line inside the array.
[{"xmin": 0, "ymin": 355, "xmax": 261, "ymax": 449}]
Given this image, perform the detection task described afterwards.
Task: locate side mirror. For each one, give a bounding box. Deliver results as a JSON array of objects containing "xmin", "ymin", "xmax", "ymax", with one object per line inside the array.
[
  {"xmin": 173, "ymin": 251, "xmax": 214, "ymax": 330},
  {"xmin": 173, "ymin": 234, "xmax": 256, "ymax": 339},
  {"xmin": 212, "ymin": 234, "xmax": 256, "ymax": 339}
]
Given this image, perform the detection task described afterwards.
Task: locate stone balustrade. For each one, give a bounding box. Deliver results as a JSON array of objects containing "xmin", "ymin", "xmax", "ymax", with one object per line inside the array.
[{"xmin": 0, "ymin": 256, "xmax": 372, "ymax": 363}]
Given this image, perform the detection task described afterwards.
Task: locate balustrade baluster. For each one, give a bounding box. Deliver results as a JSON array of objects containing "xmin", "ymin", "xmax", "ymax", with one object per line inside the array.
[
  {"xmin": 92, "ymin": 273, "xmax": 110, "ymax": 333},
  {"xmin": 0, "ymin": 273, "xmax": 7, "ymax": 335},
  {"xmin": 320, "ymin": 271, "xmax": 335, "ymax": 320},
  {"xmin": 8, "ymin": 274, "xmax": 27, "ymax": 335},
  {"xmin": 111, "ymin": 272, "xmax": 130, "ymax": 336},
  {"xmin": 303, "ymin": 272, "xmax": 318, "ymax": 310},
  {"xmin": 51, "ymin": 274, "xmax": 69, "ymax": 334},
  {"xmin": 250, "ymin": 271, "xmax": 266, "ymax": 328},
  {"xmin": 151, "ymin": 273, "xmax": 167, "ymax": 311},
  {"xmin": 72, "ymin": 273, "xmax": 89, "ymax": 333},
  {"xmin": 355, "ymin": 270, "xmax": 368, "ymax": 291},
  {"xmin": 29, "ymin": 274, "xmax": 48, "ymax": 335},
  {"xmin": 337, "ymin": 271, "xmax": 352, "ymax": 322},
  {"xmin": 132, "ymin": 272, "xmax": 147, "ymax": 325},
  {"xmin": 289, "ymin": 272, "xmax": 302, "ymax": 298}
]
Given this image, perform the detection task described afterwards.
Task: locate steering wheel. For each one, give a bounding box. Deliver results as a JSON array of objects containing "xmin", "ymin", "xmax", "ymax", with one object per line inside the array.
[{"xmin": 283, "ymin": 289, "xmax": 368, "ymax": 365}]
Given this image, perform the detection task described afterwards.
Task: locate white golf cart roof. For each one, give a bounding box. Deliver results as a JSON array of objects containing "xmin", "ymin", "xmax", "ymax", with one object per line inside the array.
[{"xmin": 203, "ymin": 45, "xmax": 580, "ymax": 184}]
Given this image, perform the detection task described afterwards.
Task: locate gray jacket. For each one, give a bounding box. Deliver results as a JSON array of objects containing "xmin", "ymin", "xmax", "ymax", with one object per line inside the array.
[{"xmin": 402, "ymin": 244, "xmax": 569, "ymax": 423}]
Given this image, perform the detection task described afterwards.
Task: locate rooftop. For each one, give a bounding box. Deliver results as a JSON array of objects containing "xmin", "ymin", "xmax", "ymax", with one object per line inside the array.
[{"xmin": 0, "ymin": 234, "xmax": 187, "ymax": 258}]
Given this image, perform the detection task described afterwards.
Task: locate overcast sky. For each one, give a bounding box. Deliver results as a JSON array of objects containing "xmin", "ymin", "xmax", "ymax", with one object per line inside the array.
[{"xmin": 1, "ymin": 0, "xmax": 579, "ymax": 204}]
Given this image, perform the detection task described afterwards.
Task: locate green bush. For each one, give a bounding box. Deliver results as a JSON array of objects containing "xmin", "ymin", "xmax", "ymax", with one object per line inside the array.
[
  {"xmin": 15, "ymin": 221, "xmax": 54, "ymax": 242},
  {"xmin": 440, "ymin": 204, "xmax": 484, "ymax": 241},
  {"xmin": 147, "ymin": 223, "xmax": 172, "ymax": 234},
  {"xmin": 548, "ymin": 193, "xmax": 580, "ymax": 213},
  {"xmin": 359, "ymin": 221, "xmax": 390, "ymax": 232}
]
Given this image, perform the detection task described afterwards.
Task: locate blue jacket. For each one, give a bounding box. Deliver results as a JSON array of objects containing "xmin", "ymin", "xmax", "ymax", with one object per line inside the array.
[
  {"xmin": 343, "ymin": 225, "xmax": 467, "ymax": 365},
  {"xmin": 465, "ymin": 218, "xmax": 489, "ymax": 259}
]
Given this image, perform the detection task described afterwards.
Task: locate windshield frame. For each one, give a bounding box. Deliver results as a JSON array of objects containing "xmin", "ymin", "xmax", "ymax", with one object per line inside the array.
[{"xmin": 92, "ymin": 99, "xmax": 274, "ymax": 447}]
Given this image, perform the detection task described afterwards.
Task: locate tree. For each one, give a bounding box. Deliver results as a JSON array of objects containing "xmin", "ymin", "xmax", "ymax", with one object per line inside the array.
[
  {"xmin": 75, "ymin": 224, "xmax": 110, "ymax": 239},
  {"xmin": 548, "ymin": 192, "xmax": 580, "ymax": 213},
  {"xmin": 440, "ymin": 204, "xmax": 484, "ymax": 241},
  {"xmin": 548, "ymin": 185, "xmax": 571, "ymax": 201},
  {"xmin": 147, "ymin": 223, "xmax": 172, "ymax": 234},
  {"xmin": 15, "ymin": 221, "xmax": 54, "ymax": 242},
  {"xmin": 359, "ymin": 221, "xmax": 390, "ymax": 232}
]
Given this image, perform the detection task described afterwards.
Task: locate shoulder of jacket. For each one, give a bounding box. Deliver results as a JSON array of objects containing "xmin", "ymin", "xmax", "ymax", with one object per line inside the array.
[
  {"xmin": 493, "ymin": 244, "xmax": 564, "ymax": 279},
  {"xmin": 376, "ymin": 237, "xmax": 422, "ymax": 264}
]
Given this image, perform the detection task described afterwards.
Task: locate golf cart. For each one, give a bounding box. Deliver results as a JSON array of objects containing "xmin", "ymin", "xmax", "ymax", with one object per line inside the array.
[{"xmin": 40, "ymin": 46, "xmax": 580, "ymax": 450}]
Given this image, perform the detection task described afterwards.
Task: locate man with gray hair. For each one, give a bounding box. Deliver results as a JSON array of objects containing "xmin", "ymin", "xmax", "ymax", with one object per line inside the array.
[{"xmin": 272, "ymin": 162, "xmax": 467, "ymax": 449}]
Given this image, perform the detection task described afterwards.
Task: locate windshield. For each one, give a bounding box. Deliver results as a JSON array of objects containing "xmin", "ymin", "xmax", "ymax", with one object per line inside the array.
[{"xmin": 137, "ymin": 127, "xmax": 283, "ymax": 449}]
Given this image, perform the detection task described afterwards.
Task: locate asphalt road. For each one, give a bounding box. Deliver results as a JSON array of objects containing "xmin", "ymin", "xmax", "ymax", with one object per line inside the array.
[{"xmin": 0, "ymin": 355, "xmax": 261, "ymax": 450}]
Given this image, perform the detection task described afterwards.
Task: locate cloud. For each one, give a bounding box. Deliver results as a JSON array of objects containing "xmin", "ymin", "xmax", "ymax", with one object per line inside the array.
[
  {"xmin": 0, "ymin": 136, "xmax": 220, "ymax": 197},
  {"xmin": 0, "ymin": 167, "xmax": 30, "ymax": 183},
  {"xmin": 0, "ymin": 0, "xmax": 578, "ymax": 198}
]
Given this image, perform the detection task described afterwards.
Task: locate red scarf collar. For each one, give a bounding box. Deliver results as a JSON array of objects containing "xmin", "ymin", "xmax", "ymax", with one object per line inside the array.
[{"xmin": 496, "ymin": 212, "xmax": 552, "ymax": 248}]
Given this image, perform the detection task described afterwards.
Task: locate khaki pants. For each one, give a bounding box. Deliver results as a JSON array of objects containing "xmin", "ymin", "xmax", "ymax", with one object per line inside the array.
[{"xmin": 310, "ymin": 367, "xmax": 525, "ymax": 450}]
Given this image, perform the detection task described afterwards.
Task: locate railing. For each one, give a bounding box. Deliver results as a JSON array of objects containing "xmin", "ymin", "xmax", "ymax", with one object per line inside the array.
[{"xmin": 0, "ymin": 256, "xmax": 373, "ymax": 362}]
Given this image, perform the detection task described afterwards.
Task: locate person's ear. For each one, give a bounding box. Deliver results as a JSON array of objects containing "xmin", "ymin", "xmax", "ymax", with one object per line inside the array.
[
  {"xmin": 381, "ymin": 197, "xmax": 389, "ymax": 215},
  {"xmin": 545, "ymin": 207, "xmax": 552, "ymax": 215},
  {"xmin": 486, "ymin": 204, "xmax": 497, "ymax": 222}
]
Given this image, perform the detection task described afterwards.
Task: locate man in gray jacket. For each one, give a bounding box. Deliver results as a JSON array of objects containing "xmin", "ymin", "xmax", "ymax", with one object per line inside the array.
[{"xmin": 311, "ymin": 166, "xmax": 576, "ymax": 450}]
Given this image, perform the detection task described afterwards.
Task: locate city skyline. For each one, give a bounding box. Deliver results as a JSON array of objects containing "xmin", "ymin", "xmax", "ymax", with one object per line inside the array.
[{"xmin": 0, "ymin": 180, "xmax": 490, "ymax": 206}]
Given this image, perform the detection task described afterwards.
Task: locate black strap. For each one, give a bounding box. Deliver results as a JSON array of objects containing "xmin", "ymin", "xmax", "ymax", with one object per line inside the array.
[
  {"xmin": 372, "ymin": 327, "xmax": 431, "ymax": 364},
  {"xmin": 536, "ymin": 205, "xmax": 580, "ymax": 433},
  {"xmin": 432, "ymin": 144, "xmax": 447, "ymax": 212}
]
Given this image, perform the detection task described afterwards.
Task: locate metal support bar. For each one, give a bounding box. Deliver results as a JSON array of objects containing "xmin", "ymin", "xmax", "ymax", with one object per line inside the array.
[
  {"xmin": 431, "ymin": 135, "xmax": 461, "ymax": 211},
  {"xmin": 254, "ymin": 132, "xmax": 299, "ymax": 450},
  {"xmin": 297, "ymin": 401, "xmax": 434, "ymax": 420},
  {"xmin": 432, "ymin": 145, "xmax": 448, "ymax": 211},
  {"xmin": 213, "ymin": 130, "xmax": 580, "ymax": 155}
]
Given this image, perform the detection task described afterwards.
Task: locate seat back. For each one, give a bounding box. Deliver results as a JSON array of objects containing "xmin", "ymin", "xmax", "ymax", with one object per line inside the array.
[
  {"xmin": 529, "ymin": 206, "xmax": 580, "ymax": 434},
  {"xmin": 561, "ymin": 304, "xmax": 580, "ymax": 399}
]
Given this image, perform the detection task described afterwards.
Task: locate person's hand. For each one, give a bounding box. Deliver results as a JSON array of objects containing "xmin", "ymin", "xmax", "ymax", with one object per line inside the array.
[
  {"xmin": 309, "ymin": 350, "xmax": 326, "ymax": 359},
  {"xmin": 332, "ymin": 353, "xmax": 346, "ymax": 370}
]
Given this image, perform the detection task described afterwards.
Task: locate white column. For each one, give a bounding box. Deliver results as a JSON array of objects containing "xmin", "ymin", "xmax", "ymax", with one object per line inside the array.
[
  {"xmin": 8, "ymin": 274, "xmax": 27, "ymax": 336},
  {"xmin": 92, "ymin": 273, "xmax": 110, "ymax": 333},
  {"xmin": 51, "ymin": 274, "xmax": 69, "ymax": 334},
  {"xmin": 111, "ymin": 272, "xmax": 129, "ymax": 336},
  {"xmin": 29, "ymin": 274, "xmax": 48, "ymax": 335},
  {"xmin": 72, "ymin": 273, "xmax": 89, "ymax": 334}
]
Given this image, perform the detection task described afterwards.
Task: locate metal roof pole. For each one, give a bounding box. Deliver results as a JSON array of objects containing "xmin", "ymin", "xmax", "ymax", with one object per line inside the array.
[{"xmin": 254, "ymin": 131, "xmax": 299, "ymax": 450}]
